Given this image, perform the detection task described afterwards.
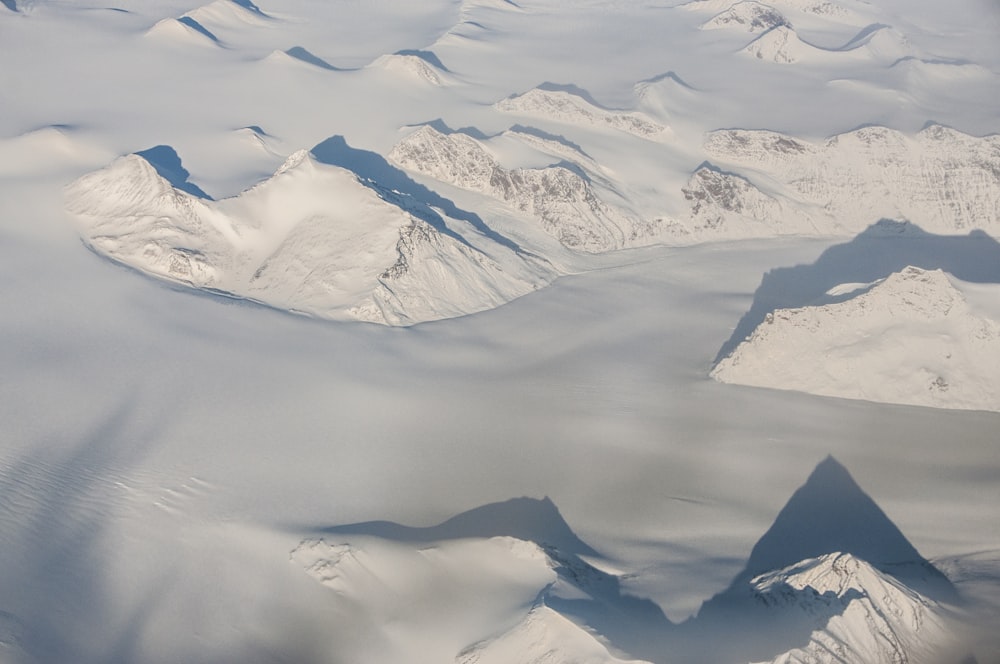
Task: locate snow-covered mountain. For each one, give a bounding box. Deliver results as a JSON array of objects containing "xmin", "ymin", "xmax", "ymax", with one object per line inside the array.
[
  {"xmin": 686, "ymin": 456, "xmax": 964, "ymax": 664},
  {"xmin": 389, "ymin": 124, "xmax": 659, "ymax": 252},
  {"xmin": 66, "ymin": 146, "xmax": 549, "ymax": 325},
  {"xmin": 290, "ymin": 496, "xmax": 668, "ymax": 664},
  {"xmin": 284, "ymin": 459, "xmax": 969, "ymax": 664},
  {"xmin": 749, "ymin": 553, "xmax": 957, "ymax": 664},
  {"xmin": 712, "ymin": 266, "xmax": 1000, "ymax": 411},
  {"xmin": 702, "ymin": 124, "xmax": 1000, "ymax": 235}
]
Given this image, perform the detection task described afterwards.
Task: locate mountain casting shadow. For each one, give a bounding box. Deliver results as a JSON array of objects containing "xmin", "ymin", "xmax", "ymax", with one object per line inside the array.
[
  {"xmin": 134, "ymin": 145, "xmax": 212, "ymax": 200},
  {"xmin": 682, "ymin": 455, "xmax": 958, "ymax": 663},
  {"xmin": 715, "ymin": 220, "xmax": 1000, "ymax": 363},
  {"xmin": 310, "ymin": 135, "xmax": 525, "ymax": 254},
  {"xmin": 319, "ymin": 496, "xmax": 674, "ymax": 662}
]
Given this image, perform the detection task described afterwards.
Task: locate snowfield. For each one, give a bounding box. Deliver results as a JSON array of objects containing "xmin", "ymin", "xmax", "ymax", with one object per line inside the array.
[{"xmin": 1, "ymin": 0, "xmax": 999, "ymax": 662}]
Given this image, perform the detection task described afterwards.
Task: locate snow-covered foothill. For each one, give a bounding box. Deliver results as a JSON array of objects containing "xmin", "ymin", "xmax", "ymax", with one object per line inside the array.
[
  {"xmin": 712, "ymin": 267, "xmax": 1000, "ymax": 411},
  {"xmin": 495, "ymin": 85, "xmax": 670, "ymax": 142},
  {"xmin": 65, "ymin": 147, "xmax": 548, "ymax": 325}
]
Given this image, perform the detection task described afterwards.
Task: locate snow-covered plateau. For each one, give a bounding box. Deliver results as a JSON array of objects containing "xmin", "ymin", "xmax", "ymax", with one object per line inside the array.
[{"xmin": 1, "ymin": 0, "xmax": 998, "ymax": 662}]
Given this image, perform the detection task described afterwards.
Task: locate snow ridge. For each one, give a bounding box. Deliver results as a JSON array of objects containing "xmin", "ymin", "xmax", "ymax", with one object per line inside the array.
[
  {"xmin": 389, "ymin": 125, "xmax": 659, "ymax": 252},
  {"xmin": 752, "ymin": 553, "xmax": 956, "ymax": 664},
  {"xmin": 703, "ymin": 124, "xmax": 1000, "ymax": 235},
  {"xmin": 495, "ymin": 86, "xmax": 670, "ymax": 141}
]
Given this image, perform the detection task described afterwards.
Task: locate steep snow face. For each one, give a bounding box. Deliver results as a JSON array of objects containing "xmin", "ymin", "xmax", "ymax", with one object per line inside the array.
[
  {"xmin": 712, "ymin": 267, "xmax": 1000, "ymax": 411},
  {"xmin": 701, "ymin": 2, "xmax": 789, "ymax": 33},
  {"xmin": 495, "ymin": 87, "xmax": 670, "ymax": 142},
  {"xmin": 752, "ymin": 553, "xmax": 958, "ymax": 664},
  {"xmin": 704, "ymin": 125, "xmax": 1000, "ymax": 235},
  {"xmin": 389, "ymin": 125, "xmax": 659, "ymax": 252},
  {"xmin": 66, "ymin": 149, "xmax": 547, "ymax": 325}
]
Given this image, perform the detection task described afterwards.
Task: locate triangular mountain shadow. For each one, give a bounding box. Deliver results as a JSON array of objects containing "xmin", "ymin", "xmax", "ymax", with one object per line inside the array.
[
  {"xmin": 715, "ymin": 220, "xmax": 1000, "ymax": 364},
  {"xmin": 736, "ymin": 455, "xmax": 956, "ymax": 601},
  {"xmin": 310, "ymin": 135, "xmax": 526, "ymax": 255},
  {"xmin": 134, "ymin": 145, "xmax": 212, "ymax": 200},
  {"xmin": 678, "ymin": 456, "xmax": 959, "ymax": 663},
  {"xmin": 320, "ymin": 496, "xmax": 674, "ymax": 661}
]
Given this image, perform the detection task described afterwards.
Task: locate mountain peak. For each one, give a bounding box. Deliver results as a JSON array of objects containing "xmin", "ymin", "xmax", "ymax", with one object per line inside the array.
[{"xmin": 741, "ymin": 456, "xmax": 928, "ymax": 581}]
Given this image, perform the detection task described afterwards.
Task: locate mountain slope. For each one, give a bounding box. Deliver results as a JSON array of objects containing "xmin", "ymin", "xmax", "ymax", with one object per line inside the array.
[{"xmin": 712, "ymin": 267, "xmax": 1000, "ymax": 411}]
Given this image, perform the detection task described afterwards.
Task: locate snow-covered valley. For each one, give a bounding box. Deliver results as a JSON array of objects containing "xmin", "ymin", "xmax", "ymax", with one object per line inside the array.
[{"xmin": 1, "ymin": 0, "xmax": 999, "ymax": 661}]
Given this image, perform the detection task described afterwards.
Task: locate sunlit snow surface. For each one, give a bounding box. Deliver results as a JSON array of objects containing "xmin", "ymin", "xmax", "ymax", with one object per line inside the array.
[{"xmin": 1, "ymin": 0, "xmax": 999, "ymax": 662}]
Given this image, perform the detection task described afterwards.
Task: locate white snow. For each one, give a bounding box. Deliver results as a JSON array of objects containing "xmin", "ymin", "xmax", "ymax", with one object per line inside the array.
[
  {"xmin": 2, "ymin": 0, "xmax": 1000, "ymax": 662},
  {"xmin": 713, "ymin": 266, "xmax": 1000, "ymax": 411}
]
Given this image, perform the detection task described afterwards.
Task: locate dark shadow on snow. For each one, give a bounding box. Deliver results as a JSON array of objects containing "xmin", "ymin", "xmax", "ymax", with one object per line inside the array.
[
  {"xmin": 176, "ymin": 16, "xmax": 220, "ymax": 43},
  {"xmin": 394, "ymin": 49, "xmax": 450, "ymax": 72},
  {"xmin": 303, "ymin": 456, "xmax": 962, "ymax": 664},
  {"xmin": 134, "ymin": 145, "xmax": 212, "ymax": 200},
  {"xmin": 310, "ymin": 135, "xmax": 525, "ymax": 254},
  {"xmin": 680, "ymin": 455, "xmax": 958, "ymax": 663},
  {"xmin": 715, "ymin": 220, "xmax": 1000, "ymax": 364},
  {"xmin": 317, "ymin": 496, "xmax": 675, "ymax": 662},
  {"xmin": 283, "ymin": 46, "xmax": 341, "ymax": 71}
]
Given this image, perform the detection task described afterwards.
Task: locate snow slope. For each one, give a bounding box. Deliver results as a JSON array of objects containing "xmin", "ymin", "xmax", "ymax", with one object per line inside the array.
[
  {"xmin": 66, "ymin": 147, "xmax": 549, "ymax": 325},
  {"xmin": 389, "ymin": 124, "xmax": 658, "ymax": 252},
  {"xmin": 751, "ymin": 553, "xmax": 958, "ymax": 664},
  {"xmin": 713, "ymin": 267, "xmax": 1000, "ymax": 411}
]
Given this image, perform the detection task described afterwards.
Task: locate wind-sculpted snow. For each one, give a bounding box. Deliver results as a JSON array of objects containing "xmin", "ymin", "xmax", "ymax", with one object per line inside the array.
[
  {"xmin": 495, "ymin": 86, "xmax": 670, "ymax": 142},
  {"xmin": 66, "ymin": 148, "xmax": 548, "ymax": 325},
  {"xmin": 713, "ymin": 267, "xmax": 1000, "ymax": 411},
  {"xmin": 704, "ymin": 124, "xmax": 1000, "ymax": 235},
  {"xmin": 389, "ymin": 125, "xmax": 659, "ymax": 252}
]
